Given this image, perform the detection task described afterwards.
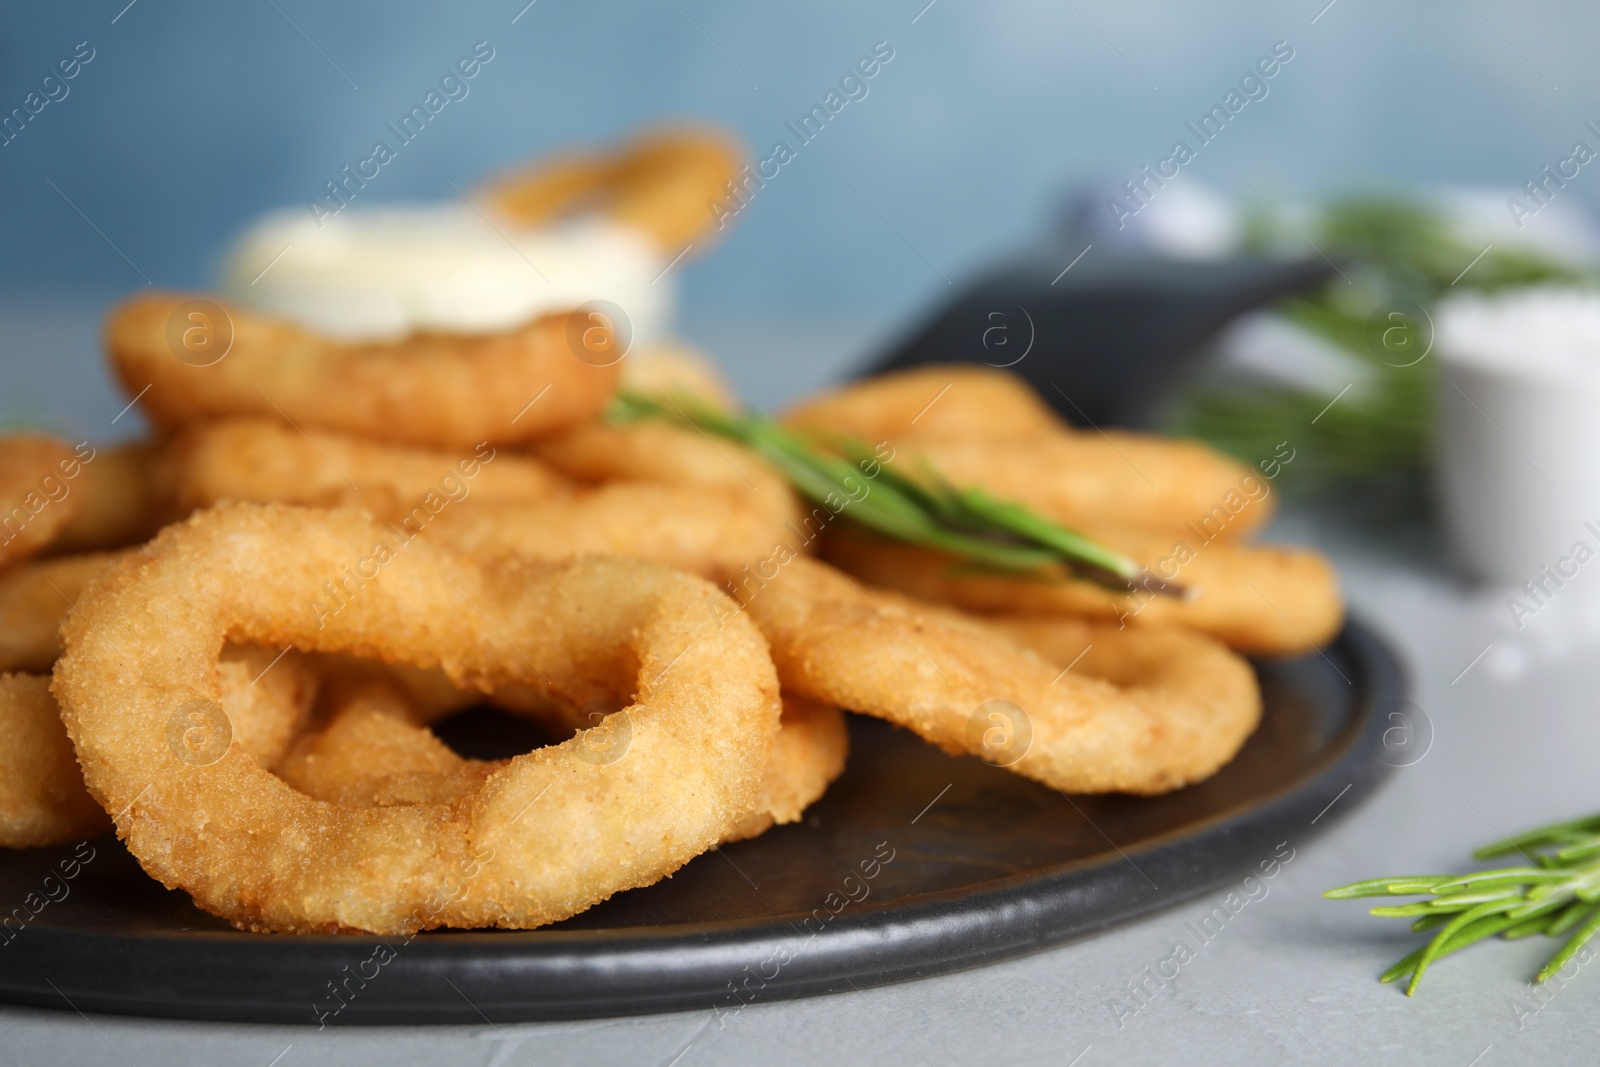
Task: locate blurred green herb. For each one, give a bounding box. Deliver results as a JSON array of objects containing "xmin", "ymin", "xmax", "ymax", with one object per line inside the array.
[
  {"xmin": 1169, "ymin": 196, "xmax": 1594, "ymax": 495},
  {"xmin": 1326, "ymin": 809, "xmax": 1600, "ymax": 994},
  {"xmin": 608, "ymin": 388, "xmax": 1178, "ymax": 596}
]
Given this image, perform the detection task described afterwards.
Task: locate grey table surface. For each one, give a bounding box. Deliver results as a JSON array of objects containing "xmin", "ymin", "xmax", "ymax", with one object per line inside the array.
[{"xmin": 2, "ymin": 292, "xmax": 1596, "ymax": 1066}]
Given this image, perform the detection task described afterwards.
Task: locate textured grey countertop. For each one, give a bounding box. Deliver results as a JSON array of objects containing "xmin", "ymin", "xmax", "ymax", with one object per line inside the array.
[{"xmin": 2, "ymin": 294, "xmax": 1596, "ymax": 1066}]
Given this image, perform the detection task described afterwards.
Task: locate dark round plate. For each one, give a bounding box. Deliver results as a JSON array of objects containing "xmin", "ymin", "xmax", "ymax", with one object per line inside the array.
[{"xmin": 0, "ymin": 618, "xmax": 1402, "ymax": 1025}]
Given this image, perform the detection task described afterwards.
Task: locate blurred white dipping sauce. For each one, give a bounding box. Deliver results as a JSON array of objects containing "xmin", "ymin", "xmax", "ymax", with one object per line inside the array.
[
  {"xmin": 219, "ymin": 205, "xmax": 670, "ymax": 344},
  {"xmin": 1436, "ymin": 287, "xmax": 1600, "ymax": 582}
]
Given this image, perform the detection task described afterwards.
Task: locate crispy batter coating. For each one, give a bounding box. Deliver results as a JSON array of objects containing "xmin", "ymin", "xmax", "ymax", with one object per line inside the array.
[
  {"xmin": 167, "ymin": 418, "xmax": 570, "ymax": 521},
  {"xmin": 106, "ymin": 295, "xmax": 619, "ymax": 448},
  {"xmin": 889, "ymin": 434, "xmax": 1272, "ymax": 539},
  {"xmin": 0, "ymin": 435, "xmax": 81, "ymax": 568},
  {"xmin": 51, "ymin": 442, "xmax": 172, "ymax": 554},
  {"xmin": 621, "ymin": 342, "xmax": 740, "ymax": 410},
  {"xmin": 53, "ymin": 504, "xmax": 781, "ymax": 933},
  {"xmin": 726, "ymin": 556, "xmax": 1260, "ymax": 795},
  {"xmin": 482, "ymin": 127, "xmax": 744, "ymax": 252},
  {"xmin": 532, "ymin": 420, "xmax": 802, "ymax": 529},
  {"xmin": 0, "ymin": 674, "xmax": 110, "ymax": 847},
  {"xmin": 279, "ymin": 677, "xmax": 846, "ymax": 843},
  {"xmin": 781, "ymin": 366, "xmax": 1066, "ymax": 443},
  {"xmin": 424, "ymin": 484, "xmax": 789, "ymax": 576},
  {"xmin": 275, "ymin": 675, "xmax": 500, "ymax": 808},
  {"xmin": 721, "ymin": 695, "xmax": 849, "ymax": 843},
  {"xmin": 2, "ymin": 646, "xmax": 317, "ymax": 848},
  {"xmin": 217, "ymin": 645, "xmax": 323, "ymax": 773},
  {"xmin": 823, "ymin": 527, "xmax": 1343, "ymax": 657},
  {"xmin": 0, "ymin": 552, "xmax": 127, "ymax": 673}
]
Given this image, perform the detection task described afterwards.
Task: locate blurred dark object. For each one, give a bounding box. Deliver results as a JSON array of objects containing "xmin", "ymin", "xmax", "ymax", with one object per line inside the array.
[{"xmin": 865, "ymin": 253, "xmax": 1331, "ymax": 428}]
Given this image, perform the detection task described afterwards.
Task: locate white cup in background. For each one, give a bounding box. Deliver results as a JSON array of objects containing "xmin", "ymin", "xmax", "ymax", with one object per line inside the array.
[{"xmin": 1435, "ymin": 288, "xmax": 1600, "ymax": 583}]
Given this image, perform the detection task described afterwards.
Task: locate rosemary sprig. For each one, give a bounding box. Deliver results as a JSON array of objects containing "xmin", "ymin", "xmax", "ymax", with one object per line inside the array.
[
  {"xmin": 1326, "ymin": 810, "xmax": 1600, "ymax": 993},
  {"xmin": 608, "ymin": 388, "xmax": 1178, "ymax": 596},
  {"xmin": 1169, "ymin": 195, "xmax": 1596, "ymax": 499}
]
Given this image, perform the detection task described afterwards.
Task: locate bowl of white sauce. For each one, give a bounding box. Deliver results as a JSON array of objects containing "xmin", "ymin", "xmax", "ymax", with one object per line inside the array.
[{"xmin": 1436, "ymin": 287, "xmax": 1600, "ymax": 583}]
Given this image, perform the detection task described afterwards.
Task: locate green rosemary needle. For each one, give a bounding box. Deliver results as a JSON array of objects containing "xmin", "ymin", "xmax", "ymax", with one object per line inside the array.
[
  {"xmin": 606, "ymin": 388, "xmax": 1179, "ymax": 597},
  {"xmin": 1326, "ymin": 810, "xmax": 1600, "ymax": 993}
]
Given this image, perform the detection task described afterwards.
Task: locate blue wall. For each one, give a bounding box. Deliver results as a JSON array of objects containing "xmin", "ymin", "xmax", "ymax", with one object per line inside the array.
[{"xmin": 2, "ymin": 0, "xmax": 1594, "ymax": 335}]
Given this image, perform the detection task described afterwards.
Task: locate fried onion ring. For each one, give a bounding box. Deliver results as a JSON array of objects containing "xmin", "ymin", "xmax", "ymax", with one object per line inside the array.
[
  {"xmin": 106, "ymin": 295, "xmax": 619, "ymax": 448},
  {"xmin": 725, "ymin": 556, "xmax": 1260, "ymax": 795},
  {"xmin": 0, "ymin": 551, "xmax": 127, "ymax": 673},
  {"xmin": 278, "ymin": 676, "xmax": 846, "ymax": 843},
  {"xmin": 2, "ymin": 645, "xmax": 317, "ymax": 848},
  {"xmin": 885, "ymin": 434, "xmax": 1273, "ymax": 539},
  {"xmin": 0, "ymin": 673, "xmax": 111, "ymax": 848},
  {"xmin": 0, "ymin": 435, "xmax": 82, "ymax": 567},
  {"xmin": 532, "ymin": 420, "xmax": 802, "ymax": 529},
  {"xmin": 781, "ymin": 369, "xmax": 1269, "ymax": 537},
  {"xmin": 424, "ymin": 484, "xmax": 788, "ymax": 576},
  {"xmin": 54, "ymin": 503, "xmax": 781, "ymax": 933},
  {"xmin": 621, "ymin": 342, "xmax": 740, "ymax": 411},
  {"xmin": 274, "ymin": 674, "xmax": 501, "ymax": 808},
  {"xmin": 823, "ymin": 526, "xmax": 1343, "ymax": 657},
  {"xmin": 51, "ymin": 442, "xmax": 173, "ymax": 554},
  {"xmin": 781, "ymin": 365, "xmax": 1067, "ymax": 443},
  {"xmin": 722, "ymin": 695, "xmax": 848, "ymax": 842},
  {"xmin": 482, "ymin": 128, "xmax": 744, "ymax": 252},
  {"xmin": 167, "ymin": 418, "xmax": 570, "ymax": 521}
]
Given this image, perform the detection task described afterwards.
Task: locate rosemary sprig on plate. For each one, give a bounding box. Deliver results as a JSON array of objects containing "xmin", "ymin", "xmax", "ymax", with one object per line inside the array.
[
  {"xmin": 1326, "ymin": 810, "xmax": 1600, "ymax": 994},
  {"xmin": 607, "ymin": 388, "xmax": 1178, "ymax": 597}
]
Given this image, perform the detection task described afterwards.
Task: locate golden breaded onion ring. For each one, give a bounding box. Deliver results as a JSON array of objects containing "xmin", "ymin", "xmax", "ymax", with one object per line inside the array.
[
  {"xmin": 54, "ymin": 503, "xmax": 781, "ymax": 933},
  {"xmin": 167, "ymin": 418, "xmax": 570, "ymax": 522},
  {"xmin": 0, "ymin": 551, "xmax": 128, "ymax": 673},
  {"xmin": 727, "ymin": 557, "xmax": 1260, "ymax": 795},
  {"xmin": 0, "ymin": 436, "xmax": 84, "ymax": 568},
  {"xmin": 621, "ymin": 342, "xmax": 740, "ymax": 411},
  {"xmin": 2, "ymin": 646, "xmax": 318, "ymax": 848},
  {"xmin": 888, "ymin": 434, "xmax": 1273, "ymax": 540},
  {"xmin": 823, "ymin": 526, "xmax": 1343, "ymax": 657},
  {"xmin": 532, "ymin": 420, "xmax": 802, "ymax": 530},
  {"xmin": 278, "ymin": 675, "xmax": 847, "ymax": 844},
  {"xmin": 0, "ymin": 673, "xmax": 112, "ymax": 847},
  {"xmin": 424, "ymin": 484, "xmax": 790, "ymax": 576},
  {"xmin": 275, "ymin": 673, "xmax": 503, "ymax": 809},
  {"xmin": 50, "ymin": 441, "xmax": 173, "ymax": 554},
  {"xmin": 106, "ymin": 295, "xmax": 619, "ymax": 448},
  {"xmin": 782, "ymin": 365, "xmax": 1067, "ymax": 443},
  {"xmin": 722, "ymin": 695, "xmax": 849, "ymax": 842},
  {"xmin": 482, "ymin": 127, "xmax": 744, "ymax": 252}
]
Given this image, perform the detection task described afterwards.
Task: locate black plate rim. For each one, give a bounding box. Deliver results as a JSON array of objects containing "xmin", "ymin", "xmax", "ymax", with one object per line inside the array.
[{"xmin": 0, "ymin": 616, "xmax": 1404, "ymax": 1025}]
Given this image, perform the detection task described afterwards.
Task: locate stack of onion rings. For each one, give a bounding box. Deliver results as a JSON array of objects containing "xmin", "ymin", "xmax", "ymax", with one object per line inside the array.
[{"xmin": 0, "ymin": 130, "xmax": 1350, "ymax": 953}]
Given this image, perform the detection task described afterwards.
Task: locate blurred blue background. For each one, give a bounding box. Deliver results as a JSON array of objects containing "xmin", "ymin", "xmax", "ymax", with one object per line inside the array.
[{"xmin": 1, "ymin": 0, "xmax": 1595, "ymax": 418}]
